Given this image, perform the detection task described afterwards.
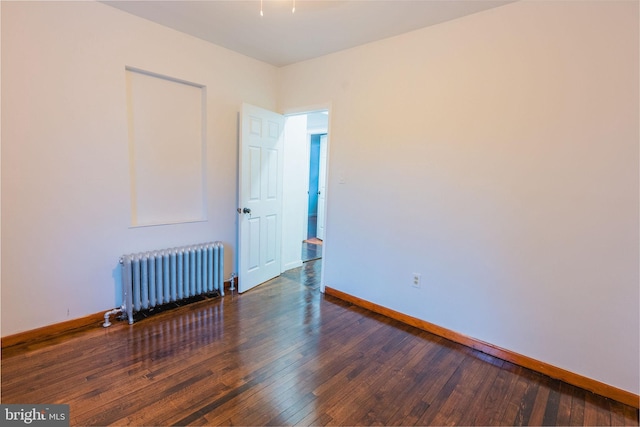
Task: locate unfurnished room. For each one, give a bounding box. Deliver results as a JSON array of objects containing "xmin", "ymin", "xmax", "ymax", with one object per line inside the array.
[{"xmin": 1, "ymin": 0, "xmax": 639, "ymax": 425}]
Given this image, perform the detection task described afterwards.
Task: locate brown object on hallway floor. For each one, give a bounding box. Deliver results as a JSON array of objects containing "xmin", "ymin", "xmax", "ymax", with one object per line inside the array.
[
  {"xmin": 303, "ymin": 237, "xmax": 323, "ymax": 245},
  {"xmin": 2, "ymin": 259, "xmax": 638, "ymax": 426}
]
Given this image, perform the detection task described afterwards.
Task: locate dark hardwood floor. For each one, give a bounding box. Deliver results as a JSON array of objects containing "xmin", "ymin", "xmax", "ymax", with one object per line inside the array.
[{"xmin": 2, "ymin": 259, "xmax": 638, "ymax": 426}]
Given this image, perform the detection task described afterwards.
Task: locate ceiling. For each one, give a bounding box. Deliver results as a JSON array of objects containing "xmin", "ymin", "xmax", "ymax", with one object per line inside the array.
[{"xmin": 103, "ymin": 0, "xmax": 513, "ymax": 67}]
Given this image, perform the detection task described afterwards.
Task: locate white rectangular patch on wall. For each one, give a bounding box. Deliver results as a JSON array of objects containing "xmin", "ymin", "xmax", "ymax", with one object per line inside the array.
[{"xmin": 125, "ymin": 67, "xmax": 206, "ymax": 227}]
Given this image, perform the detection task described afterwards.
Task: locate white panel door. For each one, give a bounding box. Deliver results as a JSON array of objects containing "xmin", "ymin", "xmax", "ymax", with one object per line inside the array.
[
  {"xmin": 316, "ymin": 134, "xmax": 328, "ymax": 240},
  {"xmin": 238, "ymin": 103, "xmax": 284, "ymax": 293}
]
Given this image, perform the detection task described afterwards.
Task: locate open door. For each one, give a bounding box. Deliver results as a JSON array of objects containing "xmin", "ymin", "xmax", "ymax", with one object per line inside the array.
[
  {"xmin": 238, "ymin": 103, "xmax": 285, "ymax": 293},
  {"xmin": 316, "ymin": 134, "xmax": 328, "ymax": 240}
]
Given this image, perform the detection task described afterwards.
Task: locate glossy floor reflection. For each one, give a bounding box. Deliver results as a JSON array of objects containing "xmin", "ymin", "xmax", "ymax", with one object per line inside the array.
[
  {"xmin": 301, "ymin": 241, "xmax": 322, "ymax": 262},
  {"xmin": 283, "ymin": 258, "xmax": 321, "ymax": 290},
  {"xmin": 2, "ymin": 259, "xmax": 638, "ymax": 426}
]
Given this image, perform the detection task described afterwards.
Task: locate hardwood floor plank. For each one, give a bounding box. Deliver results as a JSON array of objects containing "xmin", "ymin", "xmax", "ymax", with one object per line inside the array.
[
  {"xmin": 512, "ymin": 380, "xmax": 539, "ymax": 426},
  {"xmin": 456, "ymin": 355, "xmax": 505, "ymax": 426},
  {"xmin": 352, "ymin": 332, "xmax": 443, "ymax": 425},
  {"xmin": 609, "ymin": 399, "xmax": 630, "ymax": 427},
  {"xmin": 584, "ymin": 390, "xmax": 609, "ymax": 426},
  {"xmin": 2, "ymin": 259, "xmax": 637, "ymax": 426},
  {"xmin": 381, "ymin": 343, "xmax": 451, "ymax": 425},
  {"xmin": 263, "ymin": 391, "xmax": 317, "ymax": 426},
  {"xmin": 172, "ymin": 343, "xmax": 312, "ymax": 424},
  {"xmin": 554, "ymin": 381, "xmax": 574, "ymax": 426},
  {"xmin": 542, "ymin": 383, "xmax": 562, "ymax": 426},
  {"xmin": 569, "ymin": 387, "xmax": 587, "ymax": 426},
  {"xmin": 414, "ymin": 348, "xmax": 477, "ymax": 425},
  {"xmin": 113, "ymin": 377, "xmax": 231, "ymax": 426},
  {"xmin": 330, "ymin": 336, "xmax": 425, "ymax": 425},
  {"xmin": 621, "ymin": 404, "xmax": 640, "ymax": 426},
  {"xmin": 72, "ymin": 333, "xmax": 242, "ymax": 420},
  {"xmin": 312, "ymin": 321, "xmax": 415, "ymax": 423},
  {"xmin": 472, "ymin": 362, "xmax": 516, "ymax": 425},
  {"xmin": 527, "ymin": 377, "xmax": 552, "ymax": 426},
  {"xmin": 182, "ymin": 294, "xmax": 384, "ymax": 425},
  {"xmin": 307, "ymin": 412, "xmax": 334, "ymax": 426},
  {"xmin": 428, "ymin": 352, "xmax": 505, "ymax": 426}
]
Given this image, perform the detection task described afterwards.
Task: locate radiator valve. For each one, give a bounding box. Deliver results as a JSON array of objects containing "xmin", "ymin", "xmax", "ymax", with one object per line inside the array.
[
  {"xmin": 229, "ymin": 273, "xmax": 236, "ymax": 292},
  {"xmin": 103, "ymin": 307, "xmax": 123, "ymax": 328}
]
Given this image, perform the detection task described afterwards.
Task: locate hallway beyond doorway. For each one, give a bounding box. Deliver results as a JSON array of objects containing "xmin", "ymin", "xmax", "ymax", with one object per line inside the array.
[{"xmin": 302, "ymin": 241, "xmax": 322, "ymax": 263}]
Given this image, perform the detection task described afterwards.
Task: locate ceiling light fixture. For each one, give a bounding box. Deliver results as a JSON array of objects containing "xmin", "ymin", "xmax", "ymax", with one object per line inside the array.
[{"xmin": 259, "ymin": 0, "xmax": 296, "ymax": 17}]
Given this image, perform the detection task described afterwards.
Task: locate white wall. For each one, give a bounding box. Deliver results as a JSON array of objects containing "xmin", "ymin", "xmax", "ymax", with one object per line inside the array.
[
  {"xmin": 1, "ymin": 1, "xmax": 278, "ymax": 335},
  {"xmin": 279, "ymin": 1, "xmax": 639, "ymax": 394}
]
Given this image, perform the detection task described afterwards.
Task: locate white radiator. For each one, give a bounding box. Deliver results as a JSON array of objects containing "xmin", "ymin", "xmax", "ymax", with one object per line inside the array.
[{"xmin": 119, "ymin": 242, "xmax": 224, "ymax": 324}]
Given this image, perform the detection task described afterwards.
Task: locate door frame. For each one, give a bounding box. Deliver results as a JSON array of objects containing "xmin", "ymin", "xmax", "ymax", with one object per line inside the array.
[{"xmin": 316, "ymin": 133, "xmax": 328, "ymax": 241}]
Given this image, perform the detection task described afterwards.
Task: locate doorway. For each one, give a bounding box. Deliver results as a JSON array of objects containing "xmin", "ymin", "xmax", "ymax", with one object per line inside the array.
[
  {"xmin": 238, "ymin": 104, "xmax": 329, "ymax": 294},
  {"xmin": 301, "ymin": 112, "xmax": 328, "ymax": 263},
  {"xmin": 306, "ymin": 133, "xmax": 327, "ymax": 242},
  {"xmin": 281, "ymin": 109, "xmax": 329, "ymax": 273},
  {"xmin": 303, "ymin": 132, "xmax": 327, "ymax": 261}
]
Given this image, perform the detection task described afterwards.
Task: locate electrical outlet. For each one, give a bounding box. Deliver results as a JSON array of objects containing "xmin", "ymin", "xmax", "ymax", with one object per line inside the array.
[{"xmin": 412, "ymin": 273, "xmax": 421, "ymax": 288}]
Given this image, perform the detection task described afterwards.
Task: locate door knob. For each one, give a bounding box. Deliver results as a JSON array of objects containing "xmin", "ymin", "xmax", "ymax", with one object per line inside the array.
[{"xmin": 242, "ymin": 207, "xmax": 251, "ymax": 214}]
